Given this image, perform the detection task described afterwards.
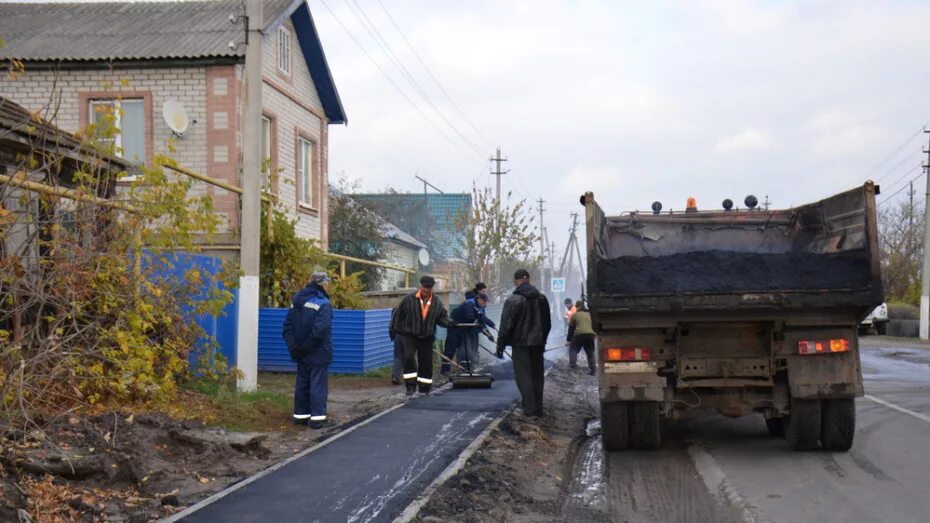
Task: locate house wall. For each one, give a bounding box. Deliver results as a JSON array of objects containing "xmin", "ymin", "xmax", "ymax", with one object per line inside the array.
[
  {"xmin": 379, "ymin": 241, "xmax": 417, "ymax": 291},
  {"xmin": 0, "ymin": 66, "xmax": 229, "ymax": 226},
  {"xmin": 1, "ymin": 17, "xmax": 333, "ymax": 247},
  {"xmin": 262, "ymin": 17, "xmax": 329, "ymax": 247}
]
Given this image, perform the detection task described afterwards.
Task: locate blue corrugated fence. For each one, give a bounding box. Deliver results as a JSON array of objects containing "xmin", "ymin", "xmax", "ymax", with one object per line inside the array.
[{"xmin": 258, "ymin": 308, "xmax": 393, "ymax": 374}]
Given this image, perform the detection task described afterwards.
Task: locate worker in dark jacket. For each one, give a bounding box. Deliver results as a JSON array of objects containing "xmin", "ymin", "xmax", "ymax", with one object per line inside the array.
[
  {"xmin": 389, "ymin": 307, "xmax": 404, "ymax": 385},
  {"xmin": 390, "ymin": 276, "xmax": 457, "ymax": 395},
  {"xmin": 282, "ymin": 271, "xmax": 333, "ymax": 429},
  {"xmin": 496, "ymin": 269, "xmax": 552, "ymax": 418},
  {"xmin": 567, "ymin": 300, "xmax": 596, "ymax": 375},
  {"xmin": 442, "ymin": 292, "xmax": 494, "ymax": 374}
]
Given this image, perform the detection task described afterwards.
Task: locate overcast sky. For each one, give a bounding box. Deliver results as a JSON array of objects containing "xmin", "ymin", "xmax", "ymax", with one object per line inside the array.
[
  {"xmin": 310, "ymin": 0, "xmax": 930, "ymax": 249},
  {"xmin": 22, "ymin": 0, "xmax": 930, "ymax": 251}
]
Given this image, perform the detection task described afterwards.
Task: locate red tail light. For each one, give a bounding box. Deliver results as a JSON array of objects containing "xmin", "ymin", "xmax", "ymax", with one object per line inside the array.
[
  {"xmin": 604, "ymin": 347, "xmax": 652, "ymax": 362},
  {"xmin": 798, "ymin": 339, "xmax": 849, "ymax": 355}
]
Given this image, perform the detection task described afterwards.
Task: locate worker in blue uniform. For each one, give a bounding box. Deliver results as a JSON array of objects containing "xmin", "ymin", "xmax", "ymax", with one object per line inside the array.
[
  {"xmin": 283, "ymin": 271, "xmax": 333, "ymax": 429},
  {"xmin": 442, "ymin": 291, "xmax": 495, "ymax": 374}
]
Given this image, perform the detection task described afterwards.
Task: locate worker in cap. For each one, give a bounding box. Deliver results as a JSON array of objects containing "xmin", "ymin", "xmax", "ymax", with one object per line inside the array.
[
  {"xmin": 496, "ymin": 269, "xmax": 552, "ymax": 418},
  {"xmin": 444, "ymin": 291, "xmax": 495, "ymax": 375},
  {"xmin": 390, "ymin": 275, "xmax": 458, "ymax": 396},
  {"xmin": 563, "ymin": 297, "xmax": 576, "ymax": 335},
  {"xmin": 567, "ymin": 300, "xmax": 596, "ymax": 375},
  {"xmin": 283, "ymin": 271, "xmax": 333, "ymax": 428}
]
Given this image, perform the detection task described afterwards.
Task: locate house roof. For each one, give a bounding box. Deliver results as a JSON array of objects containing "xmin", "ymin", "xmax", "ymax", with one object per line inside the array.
[
  {"xmin": 0, "ymin": 0, "xmax": 346, "ymax": 124},
  {"xmin": 384, "ymin": 221, "xmax": 427, "ymax": 250},
  {"xmin": 350, "ymin": 193, "xmax": 472, "ymax": 262}
]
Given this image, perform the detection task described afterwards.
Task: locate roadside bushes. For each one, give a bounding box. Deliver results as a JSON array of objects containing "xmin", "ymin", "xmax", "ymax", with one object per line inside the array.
[
  {"xmin": 1, "ymin": 104, "xmax": 233, "ymax": 438},
  {"xmin": 887, "ymin": 302, "xmax": 919, "ymax": 320}
]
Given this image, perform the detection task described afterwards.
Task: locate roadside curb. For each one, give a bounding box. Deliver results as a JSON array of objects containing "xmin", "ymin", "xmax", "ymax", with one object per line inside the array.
[{"xmin": 392, "ymin": 403, "xmax": 515, "ymax": 523}]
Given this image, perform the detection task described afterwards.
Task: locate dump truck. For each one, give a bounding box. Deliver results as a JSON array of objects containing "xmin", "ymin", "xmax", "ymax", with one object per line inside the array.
[{"xmin": 584, "ymin": 183, "xmax": 883, "ymax": 451}]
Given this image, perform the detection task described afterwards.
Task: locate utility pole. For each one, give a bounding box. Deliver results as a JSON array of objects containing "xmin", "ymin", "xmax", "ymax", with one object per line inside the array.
[
  {"xmin": 414, "ymin": 175, "xmax": 442, "ymax": 270},
  {"xmin": 920, "ymin": 129, "xmax": 930, "ymax": 340},
  {"xmin": 236, "ymin": 0, "xmax": 263, "ymax": 391},
  {"xmin": 537, "ymin": 198, "xmax": 546, "ymax": 265},
  {"xmin": 490, "ymin": 147, "xmax": 509, "ymax": 203}
]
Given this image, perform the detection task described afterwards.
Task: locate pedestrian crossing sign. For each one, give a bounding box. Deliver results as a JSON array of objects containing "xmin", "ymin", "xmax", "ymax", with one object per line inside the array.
[{"xmin": 551, "ymin": 277, "xmax": 566, "ymax": 292}]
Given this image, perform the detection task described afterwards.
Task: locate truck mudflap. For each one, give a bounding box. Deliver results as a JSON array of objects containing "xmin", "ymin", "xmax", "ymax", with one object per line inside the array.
[
  {"xmin": 787, "ymin": 352, "xmax": 863, "ymax": 399},
  {"xmin": 600, "ymin": 363, "xmax": 666, "ymax": 402}
]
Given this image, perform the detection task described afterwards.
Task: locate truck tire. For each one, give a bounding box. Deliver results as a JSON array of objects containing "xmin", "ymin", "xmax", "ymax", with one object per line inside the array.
[
  {"xmin": 875, "ymin": 322, "xmax": 887, "ymax": 336},
  {"xmin": 821, "ymin": 398, "xmax": 856, "ymax": 451},
  {"xmin": 785, "ymin": 398, "xmax": 821, "ymax": 450},
  {"xmin": 765, "ymin": 417, "xmax": 785, "ymax": 437},
  {"xmin": 630, "ymin": 402, "xmax": 661, "ymax": 450},
  {"xmin": 601, "ymin": 402, "xmax": 630, "ymax": 451}
]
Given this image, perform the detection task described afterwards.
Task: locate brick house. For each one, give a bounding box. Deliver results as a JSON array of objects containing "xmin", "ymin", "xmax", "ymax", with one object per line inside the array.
[{"xmin": 0, "ymin": 0, "xmax": 346, "ymax": 251}]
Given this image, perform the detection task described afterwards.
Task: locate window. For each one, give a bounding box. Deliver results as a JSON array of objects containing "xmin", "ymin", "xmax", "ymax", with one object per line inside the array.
[
  {"xmin": 278, "ymin": 26, "xmax": 291, "ymax": 74},
  {"xmin": 298, "ymin": 137, "xmax": 313, "ymax": 207},
  {"xmin": 261, "ymin": 116, "xmax": 273, "ymax": 189},
  {"xmin": 88, "ymin": 98, "xmax": 145, "ymax": 165}
]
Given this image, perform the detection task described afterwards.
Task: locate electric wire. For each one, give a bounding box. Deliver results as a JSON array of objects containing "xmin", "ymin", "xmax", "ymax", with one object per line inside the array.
[
  {"xmin": 879, "ymin": 163, "xmax": 923, "ymax": 198},
  {"xmin": 374, "ymin": 0, "xmax": 495, "ymax": 149},
  {"xmin": 865, "ymin": 124, "xmax": 928, "ymax": 180},
  {"xmin": 316, "ymin": 0, "xmax": 485, "ymax": 165},
  {"xmin": 878, "ymin": 169, "xmax": 926, "ymax": 206},
  {"xmin": 343, "ymin": 0, "xmax": 487, "ymax": 157}
]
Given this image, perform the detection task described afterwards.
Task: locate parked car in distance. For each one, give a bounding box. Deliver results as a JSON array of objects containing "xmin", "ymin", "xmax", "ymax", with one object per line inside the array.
[{"xmin": 860, "ymin": 303, "xmax": 888, "ymax": 335}]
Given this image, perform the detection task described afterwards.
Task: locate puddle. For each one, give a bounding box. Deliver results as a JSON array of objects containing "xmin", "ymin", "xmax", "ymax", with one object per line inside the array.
[{"xmin": 563, "ymin": 418, "xmax": 608, "ymax": 517}]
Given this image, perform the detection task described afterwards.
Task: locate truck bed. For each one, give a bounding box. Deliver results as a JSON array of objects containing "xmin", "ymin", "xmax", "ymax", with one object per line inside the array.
[{"xmin": 585, "ymin": 183, "xmax": 883, "ymax": 316}]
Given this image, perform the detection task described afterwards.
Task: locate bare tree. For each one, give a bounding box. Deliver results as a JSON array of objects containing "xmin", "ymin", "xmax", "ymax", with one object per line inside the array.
[{"xmin": 879, "ymin": 195, "xmax": 923, "ymax": 304}]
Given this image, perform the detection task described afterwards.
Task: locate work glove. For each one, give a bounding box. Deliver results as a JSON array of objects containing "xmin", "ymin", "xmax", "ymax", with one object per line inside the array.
[
  {"xmin": 388, "ymin": 330, "xmax": 395, "ymax": 342},
  {"xmin": 495, "ymin": 346, "xmax": 505, "ymax": 359}
]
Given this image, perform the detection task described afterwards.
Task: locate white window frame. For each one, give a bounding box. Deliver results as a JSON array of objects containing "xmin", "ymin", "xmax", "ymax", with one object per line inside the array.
[
  {"xmin": 88, "ymin": 98, "xmax": 144, "ymax": 180},
  {"xmin": 278, "ymin": 26, "xmax": 291, "ymax": 74},
  {"xmin": 261, "ymin": 115, "xmax": 272, "ymax": 190},
  {"xmin": 298, "ymin": 137, "xmax": 313, "ymax": 208}
]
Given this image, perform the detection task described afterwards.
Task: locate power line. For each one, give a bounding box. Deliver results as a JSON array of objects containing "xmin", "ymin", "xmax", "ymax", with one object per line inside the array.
[
  {"xmin": 374, "ymin": 0, "xmax": 494, "ymax": 149},
  {"xmin": 864, "ymin": 124, "xmax": 928, "ymax": 179},
  {"xmin": 316, "ymin": 0, "xmax": 483, "ymax": 165},
  {"xmin": 342, "ymin": 0, "xmax": 486, "ymax": 157},
  {"xmin": 879, "ymin": 169, "xmax": 925, "ymax": 206},
  {"xmin": 874, "ymin": 148, "xmax": 923, "ymax": 184},
  {"xmin": 879, "ymin": 163, "xmax": 923, "ymax": 197}
]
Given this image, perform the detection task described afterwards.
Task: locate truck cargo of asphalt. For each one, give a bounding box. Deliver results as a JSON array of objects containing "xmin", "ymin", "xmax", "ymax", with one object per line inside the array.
[{"xmin": 416, "ymin": 338, "xmax": 930, "ymax": 522}]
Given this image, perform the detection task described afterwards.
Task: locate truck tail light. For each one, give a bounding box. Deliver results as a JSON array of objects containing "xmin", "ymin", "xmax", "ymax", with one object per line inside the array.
[
  {"xmin": 604, "ymin": 347, "xmax": 652, "ymax": 362},
  {"xmin": 798, "ymin": 339, "xmax": 850, "ymax": 355}
]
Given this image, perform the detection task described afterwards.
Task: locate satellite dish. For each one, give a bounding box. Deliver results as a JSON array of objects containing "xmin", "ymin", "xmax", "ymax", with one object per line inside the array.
[
  {"xmin": 162, "ymin": 100, "xmax": 190, "ymax": 137},
  {"xmin": 417, "ymin": 248, "xmax": 430, "ymax": 267}
]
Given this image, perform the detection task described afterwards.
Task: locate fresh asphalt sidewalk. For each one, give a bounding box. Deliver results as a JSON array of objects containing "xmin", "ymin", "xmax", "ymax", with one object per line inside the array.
[{"xmin": 167, "ymin": 362, "xmax": 522, "ymax": 523}]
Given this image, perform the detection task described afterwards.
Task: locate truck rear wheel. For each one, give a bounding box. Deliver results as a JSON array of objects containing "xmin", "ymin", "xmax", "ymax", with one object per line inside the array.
[
  {"xmin": 786, "ymin": 398, "xmax": 821, "ymax": 450},
  {"xmin": 821, "ymin": 398, "xmax": 856, "ymax": 451},
  {"xmin": 875, "ymin": 322, "xmax": 887, "ymax": 336},
  {"xmin": 630, "ymin": 402, "xmax": 661, "ymax": 450},
  {"xmin": 601, "ymin": 402, "xmax": 630, "ymax": 451},
  {"xmin": 765, "ymin": 417, "xmax": 785, "ymax": 437}
]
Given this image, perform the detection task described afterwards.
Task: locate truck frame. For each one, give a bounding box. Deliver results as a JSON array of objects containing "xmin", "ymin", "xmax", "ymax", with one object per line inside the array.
[{"xmin": 584, "ymin": 183, "xmax": 884, "ymax": 451}]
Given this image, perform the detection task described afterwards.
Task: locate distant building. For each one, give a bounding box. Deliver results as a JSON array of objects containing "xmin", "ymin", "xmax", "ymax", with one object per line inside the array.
[
  {"xmin": 351, "ymin": 192, "xmax": 472, "ymax": 289},
  {"xmin": 380, "ymin": 221, "xmax": 426, "ymax": 291},
  {"xmin": 0, "ymin": 0, "xmax": 346, "ymax": 255}
]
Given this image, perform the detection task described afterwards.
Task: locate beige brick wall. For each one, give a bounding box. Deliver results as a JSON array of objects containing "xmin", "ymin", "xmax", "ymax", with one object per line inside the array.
[
  {"xmin": 0, "ymin": 19, "xmax": 333, "ymax": 245},
  {"xmin": 262, "ymin": 17, "xmax": 329, "ymax": 246},
  {"xmin": 1, "ymin": 66, "xmax": 209, "ymax": 177}
]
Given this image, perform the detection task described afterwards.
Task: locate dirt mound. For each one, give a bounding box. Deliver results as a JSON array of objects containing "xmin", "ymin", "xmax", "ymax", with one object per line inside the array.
[
  {"xmin": 416, "ymin": 364, "xmax": 601, "ymax": 522},
  {"xmin": 597, "ymin": 249, "xmax": 873, "ymax": 295}
]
